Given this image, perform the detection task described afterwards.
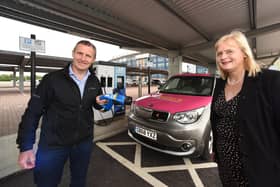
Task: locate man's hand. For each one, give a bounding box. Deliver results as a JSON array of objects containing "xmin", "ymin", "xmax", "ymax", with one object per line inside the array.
[
  {"xmin": 18, "ymin": 150, "xmax": 36, "ymax": 169},
  {"xmin": 96, "ymin": 95, "xmax": 108, "ymax": 105}
]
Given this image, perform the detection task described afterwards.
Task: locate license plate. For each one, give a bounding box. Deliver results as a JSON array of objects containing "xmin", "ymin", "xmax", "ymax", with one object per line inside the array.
[{"xmin": 135, "ymin": 126, "xmax": 157, "ymax": 140}]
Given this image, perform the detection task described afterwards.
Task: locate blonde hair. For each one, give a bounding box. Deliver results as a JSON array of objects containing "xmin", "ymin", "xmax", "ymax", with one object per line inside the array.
[{"xmin": 214, "ymin": 31, "xmax": 261, "ymax": 79}]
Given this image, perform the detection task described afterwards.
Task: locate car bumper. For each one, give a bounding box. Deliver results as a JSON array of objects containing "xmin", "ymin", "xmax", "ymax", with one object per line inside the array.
[{"xmin": 127, "ymin": 113, "xmax": 210, "ymax": 156}]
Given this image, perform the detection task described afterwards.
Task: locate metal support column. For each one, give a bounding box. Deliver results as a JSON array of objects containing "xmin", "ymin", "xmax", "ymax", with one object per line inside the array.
[{"xmin": 30, "ymin": 34, "xmax": 36, "ymax": 96}]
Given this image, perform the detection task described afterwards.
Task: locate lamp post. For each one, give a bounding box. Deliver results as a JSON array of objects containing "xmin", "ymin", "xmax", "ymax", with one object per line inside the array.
[{"xmin": 30, "ymin": 34, "xmax": 36, "ymax": 96}]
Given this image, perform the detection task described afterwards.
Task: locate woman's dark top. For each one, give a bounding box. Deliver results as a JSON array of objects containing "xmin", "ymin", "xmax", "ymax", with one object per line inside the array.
[
  {"xmin": 213, "ymin": 90, "xmax": 248, "ymax": 187},
  {"xmin": 211, "ymin": 70, "xmax": 280, "ymax": 187}
]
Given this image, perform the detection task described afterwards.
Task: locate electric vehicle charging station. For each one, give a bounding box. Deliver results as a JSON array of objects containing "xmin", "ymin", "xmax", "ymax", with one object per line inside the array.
[
  {"xmin": 92, "ymin": 61, "xmax": 127, "ymax": 123},
  {"xmin": 114, "ymin": 63, "xmax": 127, "ymax": 115}
]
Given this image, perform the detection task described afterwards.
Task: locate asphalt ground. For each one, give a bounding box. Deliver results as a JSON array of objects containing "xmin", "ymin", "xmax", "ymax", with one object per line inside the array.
[{"xmin": 0, "ymin": 131, "xmax": 222, "ymax": 187}]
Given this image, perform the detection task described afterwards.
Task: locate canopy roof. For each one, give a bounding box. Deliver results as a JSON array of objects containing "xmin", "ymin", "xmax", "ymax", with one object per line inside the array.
[{"xmin": 0, "ymin": 0, "xmax": 279, "ymax": 68}]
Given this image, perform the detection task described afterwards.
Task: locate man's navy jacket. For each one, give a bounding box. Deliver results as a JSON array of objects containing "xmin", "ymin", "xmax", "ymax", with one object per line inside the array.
[{"xmin": 17, "ymin": 64, "xmax": 103, "ymax": 152}]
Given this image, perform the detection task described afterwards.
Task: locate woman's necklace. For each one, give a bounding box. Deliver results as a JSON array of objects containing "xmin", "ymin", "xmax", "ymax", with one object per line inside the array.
[
  {"xmin": 224, "ymin": 72, "xmax": 245, "ymax": 101},
  {"xmin": 227, "ymin": 77, "xmax": 243, "ymax": 86},
  {"xmin": 226, "ymin": 72, "xmax": 245, "ymax": 86}
]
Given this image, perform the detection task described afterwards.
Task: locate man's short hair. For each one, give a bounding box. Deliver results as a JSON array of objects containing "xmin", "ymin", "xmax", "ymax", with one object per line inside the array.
[{"xmin": 73, "ymin": 40, "xmax": 96, "ymax": 58}]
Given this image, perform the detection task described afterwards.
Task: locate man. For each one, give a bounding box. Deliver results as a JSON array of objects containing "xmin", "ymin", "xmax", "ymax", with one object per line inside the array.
[{"xmin": 16, "ymin": 40, "xmax": 106, "ymax": 187}]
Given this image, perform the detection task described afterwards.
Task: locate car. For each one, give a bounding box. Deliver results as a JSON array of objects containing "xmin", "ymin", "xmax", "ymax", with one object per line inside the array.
[
  {"xmin": 128, "ymin": 73, "xmax": 216, "ymax": 159},
  {"xmin": 126, "ymin": 79, "xmax": 133, "ymax": 87},
  {"xmin": 126, "ymin": 79, "xmax": 138, "ymax": 87},
  {"xmin": 151, "ymin": 79, "xmax": 162, "ymax": 85},
  {"xmin": 131, "ymin": 80, "xmax": 138, "ymax": 86}
]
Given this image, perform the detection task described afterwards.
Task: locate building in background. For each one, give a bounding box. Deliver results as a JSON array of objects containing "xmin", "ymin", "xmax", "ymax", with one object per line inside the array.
[
  {"xmin": 111, "ymin": 53, "xmax": 208, "ymax": 85},
  {"xmin": 111, "ymin": 53, "xmax": 167, "ymax": 85}
]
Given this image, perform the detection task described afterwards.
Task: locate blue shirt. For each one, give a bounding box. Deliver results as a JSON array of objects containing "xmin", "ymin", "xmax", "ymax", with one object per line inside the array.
[{"xmin": 69, "ymin": 65, "xmax": 90, "ymax": 98}]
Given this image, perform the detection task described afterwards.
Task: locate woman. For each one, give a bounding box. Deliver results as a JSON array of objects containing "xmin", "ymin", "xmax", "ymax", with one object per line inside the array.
[{"xmin": 211, "ymin": 30, "xmax": 280, "ymax": 187}]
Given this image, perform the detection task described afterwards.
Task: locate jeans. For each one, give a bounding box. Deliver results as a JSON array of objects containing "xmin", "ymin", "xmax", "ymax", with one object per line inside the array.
[{"xmin": 34, "ymin": 139, "xmax": 93, "ymax": 187}]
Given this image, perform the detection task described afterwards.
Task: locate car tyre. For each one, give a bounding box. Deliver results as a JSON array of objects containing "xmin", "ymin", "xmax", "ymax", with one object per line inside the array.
[{"xmin": 201, "ymin": 130, "xmax": 213, "ymax": 161}]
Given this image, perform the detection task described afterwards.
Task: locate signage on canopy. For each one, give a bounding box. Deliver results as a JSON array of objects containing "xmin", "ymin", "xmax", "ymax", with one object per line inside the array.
[{"xmin": 19, "ymin": 36, "xmax": 45, "ymax": 53}]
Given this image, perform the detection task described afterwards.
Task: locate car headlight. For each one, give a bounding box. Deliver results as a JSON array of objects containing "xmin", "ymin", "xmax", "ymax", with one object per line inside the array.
[{"xmin": 173, "ymin": 107, "xmax": 205, "ymax": 124}]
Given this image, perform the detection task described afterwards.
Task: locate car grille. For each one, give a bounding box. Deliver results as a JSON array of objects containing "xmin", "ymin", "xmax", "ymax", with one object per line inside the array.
[
  {"xmin": 135, "ymin": 106, "xmax": 169, "ymax": 122},
  {"xmin": 151, "ymin": 110, "xmax": 169, "ymax": 121}
]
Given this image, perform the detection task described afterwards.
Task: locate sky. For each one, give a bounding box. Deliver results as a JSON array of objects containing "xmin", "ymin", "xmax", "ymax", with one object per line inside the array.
[{"xmin": 0, "ymin": 16, "xmax": 135, "ymax": 61}]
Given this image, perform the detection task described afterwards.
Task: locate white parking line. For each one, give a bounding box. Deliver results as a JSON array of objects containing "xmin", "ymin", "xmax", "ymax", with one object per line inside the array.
[
  {"xmin": 134, "ymin": 143, "xmax": 141, "ymax": 167},
  {"xmin": 96, "ymin": 141, "xmax": 217, "ymax": 187},
  {"xmin": 97, "ymin": 142, "xmax": 168, "ymax": 187},
  {"xmin": 184, "ymin": 158, "xmax": 204, "ymax": 187}
]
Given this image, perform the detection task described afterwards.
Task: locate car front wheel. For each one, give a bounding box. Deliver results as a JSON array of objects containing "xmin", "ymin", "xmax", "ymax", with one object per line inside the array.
[{"xmin": 201, "ymin": 130, "xmax": 213, "ymax": 161}]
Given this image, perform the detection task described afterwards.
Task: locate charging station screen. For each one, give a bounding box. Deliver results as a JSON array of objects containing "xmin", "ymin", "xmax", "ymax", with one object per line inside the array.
[
  {"xmin": 107, "ymin": 77, "xmax": 113, "ymax": 87},
  {"xmin": 101, "ymin": 77, "xmax": 106, "ymax": 87}
]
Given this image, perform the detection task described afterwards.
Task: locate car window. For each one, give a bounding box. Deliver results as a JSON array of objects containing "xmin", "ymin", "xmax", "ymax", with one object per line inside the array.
[{"xmin": 159, "ymin": 76, "xmax": 214, "ymax": 96}]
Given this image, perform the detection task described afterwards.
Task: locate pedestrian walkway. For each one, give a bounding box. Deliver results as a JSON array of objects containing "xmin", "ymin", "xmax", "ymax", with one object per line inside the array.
[{"xmin": 0, "ymin": 87, "xmax": 30, "ymax": 136}]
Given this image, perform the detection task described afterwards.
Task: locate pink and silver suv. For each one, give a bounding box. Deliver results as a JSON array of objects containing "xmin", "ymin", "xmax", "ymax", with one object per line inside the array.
[{"xmin": 128, "ymin": 73, "xmax": 215, "ymax": 159}]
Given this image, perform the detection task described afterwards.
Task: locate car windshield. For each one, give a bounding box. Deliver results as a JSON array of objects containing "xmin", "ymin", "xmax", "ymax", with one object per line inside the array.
[{"xmin": 159, "ymin": 76, "xmax": 214, "ymax": 96}]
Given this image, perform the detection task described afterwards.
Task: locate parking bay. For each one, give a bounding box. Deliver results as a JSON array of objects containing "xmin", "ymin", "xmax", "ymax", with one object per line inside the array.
[{"xmin": 94, "ymin": 131, "xmax": 222, "ymax": 187}]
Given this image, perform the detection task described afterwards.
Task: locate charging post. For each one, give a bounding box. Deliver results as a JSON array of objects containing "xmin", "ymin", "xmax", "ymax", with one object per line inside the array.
[{"xmin": 92, "ymin": 61, "xmax": 128, "ymax": 124}]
